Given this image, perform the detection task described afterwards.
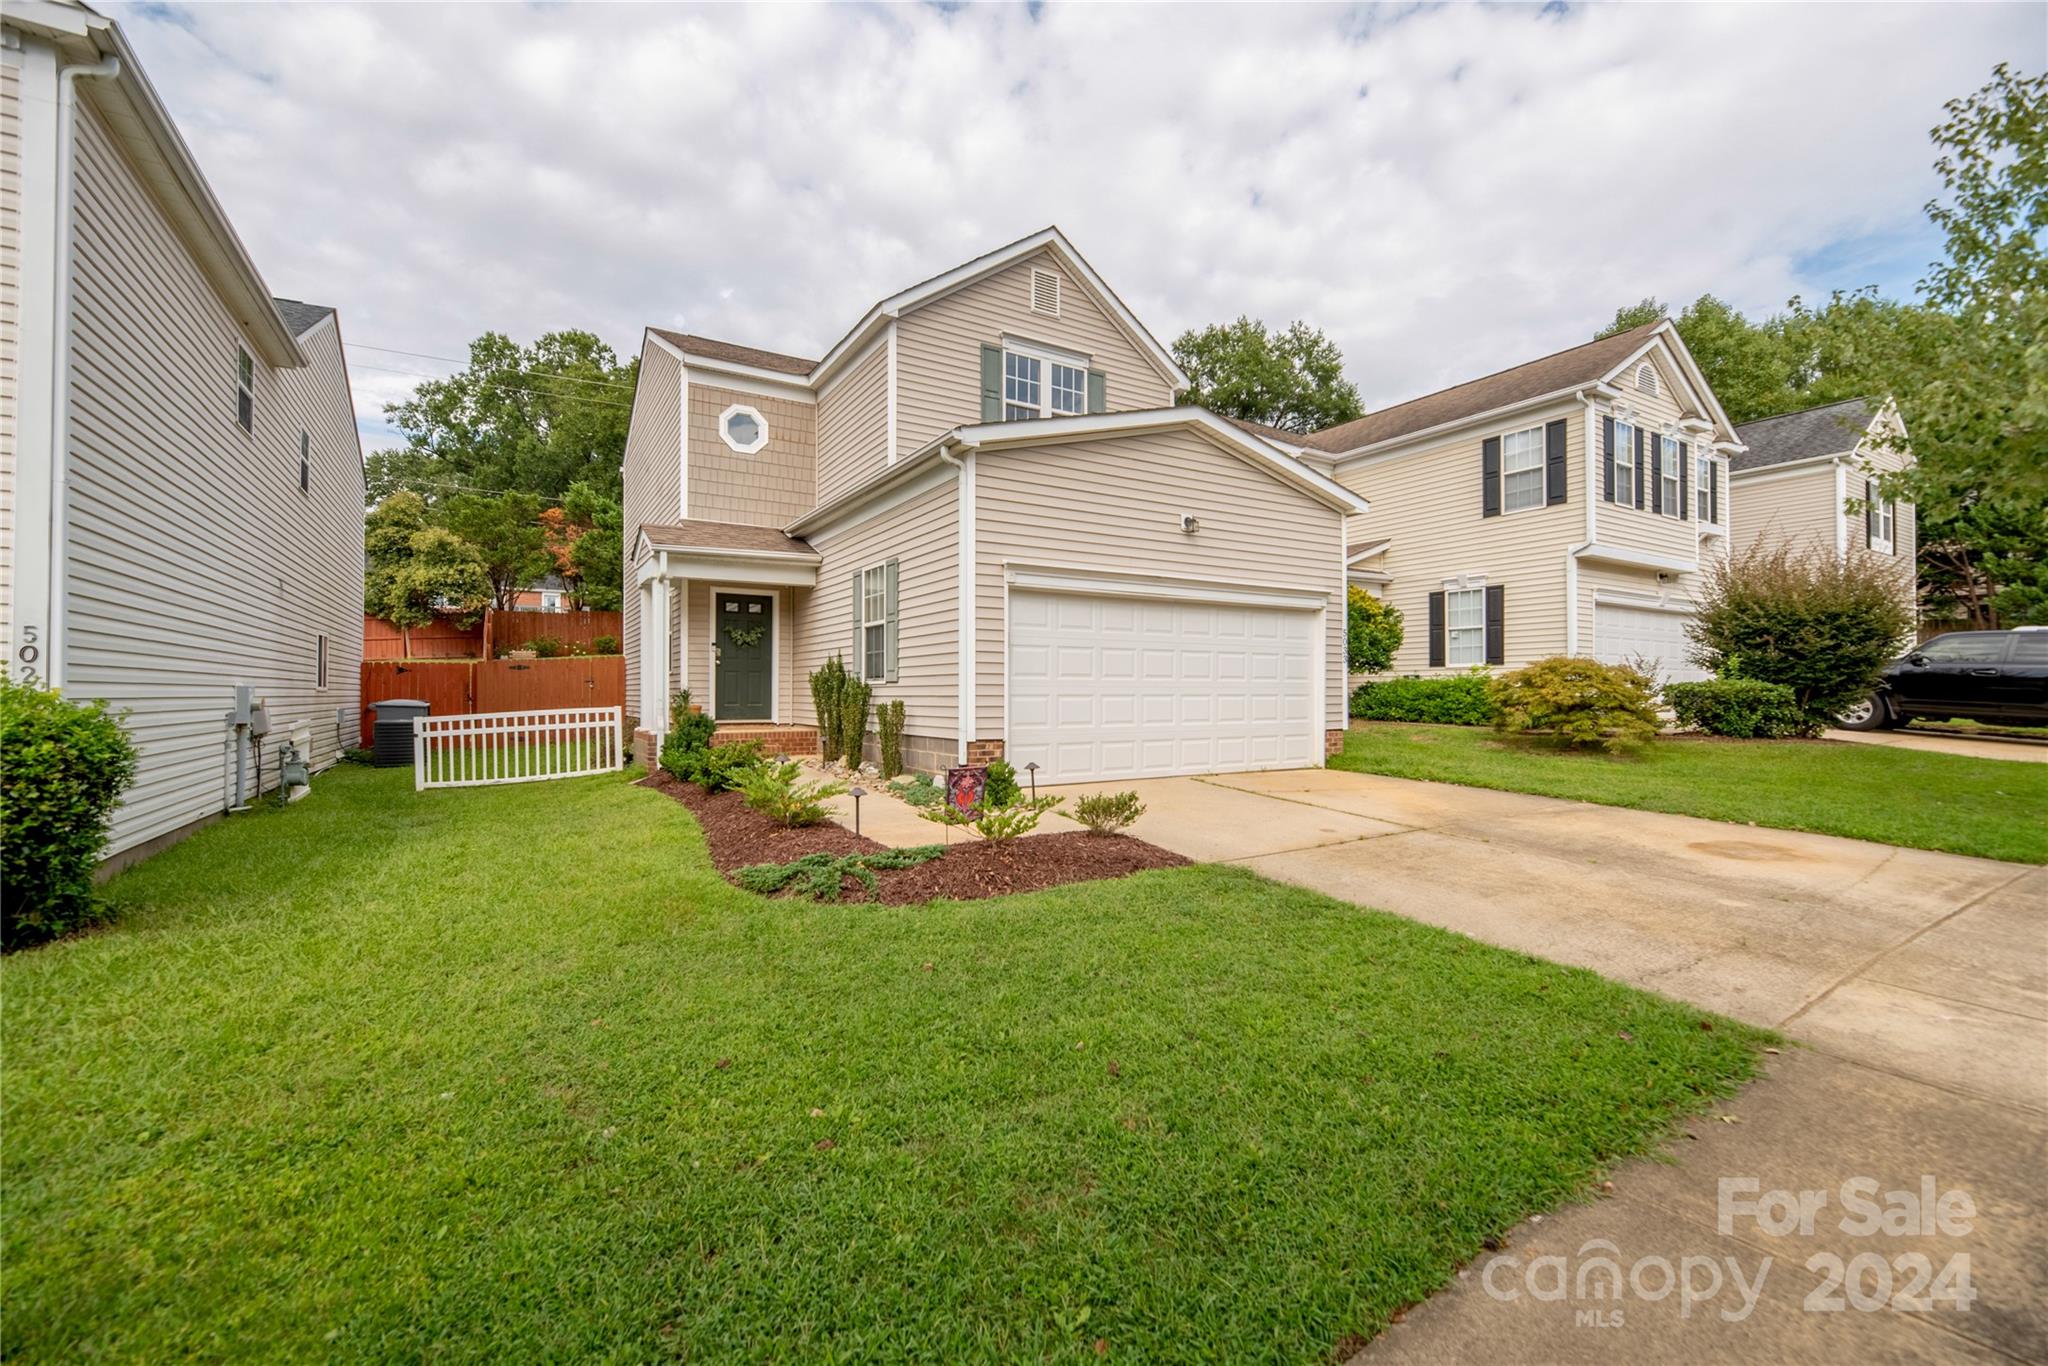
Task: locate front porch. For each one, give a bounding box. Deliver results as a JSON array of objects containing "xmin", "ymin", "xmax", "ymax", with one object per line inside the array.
[{"xmin": 634, "ymin": 520, "xmax": 822, "ymax": 738}]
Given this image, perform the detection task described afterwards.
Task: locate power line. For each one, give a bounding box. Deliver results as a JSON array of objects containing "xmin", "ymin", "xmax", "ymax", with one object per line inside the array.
[
  {"xmin": 351, "ymin": 362, "xmax": 638, "ymax": 411},
  {"xmin": 350, "ymin": 341, "xmax": 642, "ymax": 396}
]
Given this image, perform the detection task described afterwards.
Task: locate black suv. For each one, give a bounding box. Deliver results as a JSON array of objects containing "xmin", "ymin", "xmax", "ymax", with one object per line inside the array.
[{"xmin": 1841, "ymin": 628, "xmax": 2048, "ymax": 730}]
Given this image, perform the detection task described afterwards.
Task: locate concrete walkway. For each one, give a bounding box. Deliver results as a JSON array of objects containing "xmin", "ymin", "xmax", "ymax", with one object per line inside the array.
[
  {"xmin": 1044, "ymin": 769, "xmax": 2048, "ymax": 1362},
  {"xmin": 1825, "ymin": 727, "xmax": 2048, "ymax": 763}
]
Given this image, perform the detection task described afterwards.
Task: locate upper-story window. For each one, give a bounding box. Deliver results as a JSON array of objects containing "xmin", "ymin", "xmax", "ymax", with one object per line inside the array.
[
  {"xmin": 1003, "ymin": 345, "xmax": 1087, "ymax": 421},
  {"xmin": 1612, "ymin": 419, "xmax": 1636, "ymax": 505},
  {"xmin": 719, "ymin": 403, "xmax": 769, "ymax": 454},
  {"xmin": 1501, "ymin": 426, "xmax": 1546, "ymax": 512},
  {"xmin": 1696, "ymin": 450, "xmax": 1715, "ymax": 522},
  {"xmin": 1872, "ymin": 497, "xmax": 1895, "ymax": 553},
  {"xmin": 1660, "ymin": 431, "xmax": 1682, "ymax": 516},
  {"xmin": 298, "ymin": 430, "xmax": 310, "ymax": 493},
  {"xmin": 236, "ymin": 347, "xmax": 254, "ymax": 432}
]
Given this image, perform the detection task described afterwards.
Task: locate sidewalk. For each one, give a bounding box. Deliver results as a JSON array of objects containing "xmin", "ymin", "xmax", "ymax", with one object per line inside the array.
[{"xmin": 1826, "ymin": 726, "xmax": 2048, "ymax": 763}]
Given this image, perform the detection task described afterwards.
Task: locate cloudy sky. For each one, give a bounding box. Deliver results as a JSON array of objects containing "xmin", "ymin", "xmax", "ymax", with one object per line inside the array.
[{"xmin": 109, "ymin": 2, "xmax": 2040, "ymax": 449}]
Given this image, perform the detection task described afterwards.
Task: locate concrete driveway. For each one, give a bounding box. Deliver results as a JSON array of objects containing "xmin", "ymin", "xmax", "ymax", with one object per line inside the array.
[{"xmin": 1047, "ymin": 769, "xmax": 2048, "ymax": 1362}]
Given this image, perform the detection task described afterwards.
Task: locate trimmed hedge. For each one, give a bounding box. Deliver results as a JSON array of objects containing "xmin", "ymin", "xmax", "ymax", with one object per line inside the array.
[
  {"xmin": 1348, "ymin": 671, "xmax": 1499, "ymax": 726},
  {"xmin": 1664, "ymin": 678, "xmax": 1816, "ymax": 738},
  {"xmin": 2, "ymin": 677, "xmax": 139, "ymax": 949}
]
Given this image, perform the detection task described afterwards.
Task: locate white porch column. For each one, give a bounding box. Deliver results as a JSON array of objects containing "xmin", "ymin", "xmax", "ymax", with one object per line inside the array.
[{"xmin": 650, "ymin": 576, "xmax": 673, "ymax": 734}]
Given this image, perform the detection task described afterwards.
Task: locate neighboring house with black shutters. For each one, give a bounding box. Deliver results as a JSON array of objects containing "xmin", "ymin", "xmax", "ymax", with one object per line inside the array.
[
  {"xmin": 1270, "ymin": 320, "xmax": 1742, "ymax": 684},
  {"xmin": 1730, "ymin": 397, "xmax": 1916, "ymax": 623}
]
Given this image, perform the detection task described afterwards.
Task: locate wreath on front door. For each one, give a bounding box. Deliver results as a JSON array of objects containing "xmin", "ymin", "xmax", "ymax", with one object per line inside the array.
[{"xmin": 724, "ymin": 623, "xmax": 766, "ymax": 649}]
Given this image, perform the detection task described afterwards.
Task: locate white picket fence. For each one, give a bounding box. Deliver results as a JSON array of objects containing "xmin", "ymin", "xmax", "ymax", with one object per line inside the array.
[{"xmin": 414, "ymin": 706, "xmax": 624, "ymax": 790}]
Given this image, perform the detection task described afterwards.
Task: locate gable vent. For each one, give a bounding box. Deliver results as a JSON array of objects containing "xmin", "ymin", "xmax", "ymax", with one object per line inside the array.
[
  {"xmin": 1030, "ymin": 267, "xmax": 1061, "ymax": 317},
  {"xmin": 1636, "ymin": 363, "xmax": 1658, "ymax": 396}
]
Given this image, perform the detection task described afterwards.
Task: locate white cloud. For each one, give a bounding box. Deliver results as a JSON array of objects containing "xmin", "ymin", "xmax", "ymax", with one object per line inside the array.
[{"xmin": 106, "ymin": 1, "xmax": 2038, "ymax": 443}]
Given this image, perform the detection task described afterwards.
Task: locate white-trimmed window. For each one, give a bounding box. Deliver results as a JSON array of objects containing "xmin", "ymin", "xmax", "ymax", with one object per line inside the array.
[
  {"xmin": 1501, "ymin": 426, "xmax": 1545, "ymax": 512},
  {"xmin": 1050, "ymin": 362, "xmax": 1086, "ymax": 416},
  {"xmin": 236, "ymin": 347, "xmax": 254, "ymax": 433},
  {"xmin": 316, "ymin": 634, "xmax": 329, "ymax": 691},
  {"xmin": 1661, "ymin": 431, "xmax": 1682, "ymax": 516},
  {"xmin": 1446, "ymin": 587, "xmax": 1486, "ymax": 666},
  {"xmin": 1873, "ymin": 498, "xmax": 1896, "ymax": 553},
  {"xmin": 1612, "ymin": 420, "xmax": 1636, "ymax": 505},
  {"xmin": 1696, "ymin": 451, "xmax": 1715, "ymax": 522},
  {"xmin": 718, "ymin": 403, "xmax": 768, "ymax": 454},
  {"xmin": 298, "ymin": 430, "xmax": 310, "ymax": 493},
  {"xmin": 1003, "ymin": 343, "xmax": 1090, "ymax": 420},
  {"xmin": 861, "ymin": 564, "xmax": 888, "ymax": 680},
  {"xmin": 1003, "ymin": 351, "xmax": 1041, "ymax": 420}
]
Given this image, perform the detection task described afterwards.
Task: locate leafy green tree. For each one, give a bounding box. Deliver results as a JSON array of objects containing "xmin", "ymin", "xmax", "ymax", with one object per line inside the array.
[
  {"xmin": 438, "ymin": 491, "xmax": 553, "ymax": 611},
  {"xmin": 368, "ymin": 330, "xmax": 637, "ymax": 505},
  {"xmin": 1595, "ymin": 298, "xmax": 1666, "ymax": 338},
  {"xmin": 363, "ymin": 492, "xmax": 490, "ymax": 631},
  {"xmin": 560, "ymin": 481, "xmax": 624, "ymax": 612},
  {"xmin": 1346, "ymin": 587, "xmax": 1403, "ymax": 674},
  {"xmin": 1171, "ymin": 317, "xmax": 1363, "ymax": 434}
]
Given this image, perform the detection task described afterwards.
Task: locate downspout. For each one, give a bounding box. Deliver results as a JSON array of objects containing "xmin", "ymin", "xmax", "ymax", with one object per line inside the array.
[
  {"xmin": 48, "ymin": 54, "xmax": 120, "ymax": 690},
  {"xmin": 1567, "ymin": 389, "xmax": 1598, "ymax": 655},
  {"xmin": 937, "ymin": 440, "xmax": 972, "ymax": 763}
]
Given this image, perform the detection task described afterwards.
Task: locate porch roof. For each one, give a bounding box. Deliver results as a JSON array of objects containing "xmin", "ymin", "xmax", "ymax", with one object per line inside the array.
[{"xmin": 635, "ymin": 520, "xmax": 821, "ymax": 588}]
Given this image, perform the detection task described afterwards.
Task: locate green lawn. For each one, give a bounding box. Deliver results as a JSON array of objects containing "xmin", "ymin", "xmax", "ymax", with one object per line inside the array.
[
  {"xmin": 1333, "ymin": 723, "xmax": 2048, "ymax": 864},
  {"xmin": 2, "ymin": 766, "xmax": 1764, "ymax": 1362}
]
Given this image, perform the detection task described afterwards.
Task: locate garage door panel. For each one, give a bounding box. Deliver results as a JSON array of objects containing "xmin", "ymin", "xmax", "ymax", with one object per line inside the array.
[
  {"xmin": 1594, "ymin": 602, "xmax": 1709, "ymax": 684},
  {"xmin": 1008, "ymin": 589, "xmax": 1320, "ymax": 783}
]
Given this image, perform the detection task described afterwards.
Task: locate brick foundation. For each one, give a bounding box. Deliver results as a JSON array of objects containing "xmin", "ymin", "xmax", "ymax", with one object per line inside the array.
[
  {"xmin": 712, "ymin": 724, "xmax": 820, "ymax": 758},
  {"xmin": 1325, "ymin": 728, "xmax": 1346, "ymax": 758},
  {"xmin": 964, "ymin": 738, "xmax": 1005, "ymax": 765}
]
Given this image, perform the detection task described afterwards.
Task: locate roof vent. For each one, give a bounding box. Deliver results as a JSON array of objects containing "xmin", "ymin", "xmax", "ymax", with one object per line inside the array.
[
  {"xmin": 1636, "ymin": 363, "xmax": 1658, "ymax": 396},
  {"xmin": 1030, "ymin": 267, "xmax": 1061, "ymax": 317}
]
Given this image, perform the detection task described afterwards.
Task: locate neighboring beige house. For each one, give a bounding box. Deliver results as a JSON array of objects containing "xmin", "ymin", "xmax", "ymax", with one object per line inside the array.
[
  {"xmin": 620, "ymin": 227, "xmax": 1367, "ymax": 783},
  {"xmin": 3, "ymin": 1, "xmax": 365, "ymax": 863},
  {"xmin": 1278, "ymin": 320, "xmax": 1742, "ymax": 684},
  {"xmin": 1730, "ymin": 397, "xmax": 1917, "ymax": 617}
]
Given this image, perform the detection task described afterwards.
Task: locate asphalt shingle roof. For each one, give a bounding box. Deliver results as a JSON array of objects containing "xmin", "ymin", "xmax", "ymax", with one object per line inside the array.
[
  {"xmin": 650, "ymin": 329, "xmax": 817, "ymax": 376},
  {"xmin": 1302, "ymin": 321, "xmax": 1665, "ymax": 454},
  {"xmin": 271, "ymin": 297, "xmax": 335, "ymax": 337},
  {"xmin": 639, "ymin": 519, "xmax": 818, "ymax": 558},
  {"xmin": 1731, "ymin": 398, "xmax": 1878, "ymax": 472}
]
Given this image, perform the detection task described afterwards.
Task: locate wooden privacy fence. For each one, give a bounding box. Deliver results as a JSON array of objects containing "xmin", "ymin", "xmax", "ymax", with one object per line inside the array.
[
  {"xmin": 363, "ymin": 613, "xmax": 483, "ymax": 660},
  {"xmin": 359, "ymin": 655, "xmax": 625, "ymax": 746},
  {"xmin": 415, "ymin": 706, "xmax": 624, "ymax": 789},
  {"xmin": 486, "ymin": 609, "xmax": 623, "ymax": 657}
]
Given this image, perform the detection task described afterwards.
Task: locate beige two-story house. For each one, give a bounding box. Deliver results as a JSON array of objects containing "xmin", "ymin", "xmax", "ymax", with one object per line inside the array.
[
  {"xmin": 1730, "ymin": 398, "xmax": 1917, "ymax": 620},
  {"xmin": 620, "ymin": 228, "xmax": 1366, "ymax": 783},
  {"xmin": 1287, "ymin": 320, "xmax": 1741, "ymax": 683},
  {"xmin": 3, "ymin": 0, "xmax": 365, "ymax": 863}
]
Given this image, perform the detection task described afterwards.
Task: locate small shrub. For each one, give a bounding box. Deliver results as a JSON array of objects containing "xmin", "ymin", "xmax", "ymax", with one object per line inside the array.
[
  {"xmin": 887, "ymin": 773, "xmax": 943, "ymax": 808},
  {"xmin": 658, "ymin": 693, "xmax": 717, "ymax": 780},
  {"xmin": 528, "ymin": 636, "xmax": 566, "ymax": 659},
  {"xmin": 687, "ymin": 740, "xmax": 766, "ymax": 794},
  {"xmin": 1689, "ymin": 541, "xmax": 1913, "ymax": 728},
  {"xmin": 839, "ymin": 675, "xmax": 872, "ymax": 768},
  {"xmin": 876, "ymin": 699, "xmax": 906, "ymax": 779},
  {"xmin": 984, "ymin": 758, "xmax": 1022, "ymax": 807},
  {"xmin": 1347, "ymin": 587, "xmax": 1404, "ymax": 674},
  {"xmin": 809, "ymin": 657, "xmax": 854, "ymax": 762},
  {"xmin": 1490, "ymin": 656, "xmax": 1661, "ymax": 752},
  {"xmin": 1068, "ymin": 791, "xmax": 1144, "ymax": 836},
  {"xmin": 1663, "ymin": 678, "xmax": 1816, "ymax": 739},
  {"xmin": 341, "ymin": 745, "xmax": 375, "ymax": 765},
  {"xmin": 2, "ymin": 677, "xmax": 140, "ymax": 949},
  {"xmin": 1349, "ymin": 671, "xmax": 1499, "ymax": 725},
  {"xmin": 921, "ymin": 794, "xmax": 1061, "ymax": 843},
  {"xmin": 734, "ymin": 759, "xmax": 845, "ymax": 827},
  {"xmin": 733, "ymin": 845, "xmax": 946, "ymax": 903},
  {"xmin": 591, "ymin": 634, "xmax": 619, "ymax": 654}
]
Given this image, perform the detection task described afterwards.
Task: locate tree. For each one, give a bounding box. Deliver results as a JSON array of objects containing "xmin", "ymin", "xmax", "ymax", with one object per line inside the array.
[
  {"xmin": 542, "ymin": 481, "xmax": 625, "ymax": 611},
  {"xmin": 362, "ymin": 492, "xmax": 490, "ymax": 637},
  {"xmin": 1346, "ymin": 588, "xmax": 1403, "ymax": 673},
  {"xmin": 438, "ymin": 491, "xmax": 553, "ymax": 611},
  {"xmin": 1171, "ymin": 317, "xmax": 1363, "ymax": 434},
  {"xmin": 368, "ymin": 330, "xmax": 638, "ymax": 505},
  {"xmin": 1595, "ymin": 298, "xmax": 1666, "ymax": 338}
]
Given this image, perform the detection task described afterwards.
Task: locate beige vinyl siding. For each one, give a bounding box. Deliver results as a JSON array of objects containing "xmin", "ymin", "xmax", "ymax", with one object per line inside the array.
[
  {"xmin": 1337, "ymin": 398, "xmax": 1585, "ymax": 675},
  {"xmin": 686, "ymin": 380, "xmax": 814, "ymax": 526},
  {"xmin": 894, "ymin": 249, "xmax": 1174, "ymax": 458},
  {"xmin": 1851, "ymin": 412, "xmax": 1917, "ymax": 612},
  {"xmin": 619, "ymin": 338, "xmax": 682, "ymax": 724},
  {"xmin": 813, "ymin": 333, "xmax": 888, "ymax": 506},
  {"xmin": 1590, "ymin": 350, "xmax": 1712, "ymax": 563},
  {"xmin": 1730, "ymin": 461, "xmax": 1839, "ymax": 559},
  {"xmin": 65, "ymin": 101, "xmax": 364, "ymax": 854},
  {"xmin": 0, "ymin": 49, "xmax": 20, "ymax": 652},
  {"xmin": 974, "ymin": 428, "xmax": 1345, "ymax": 740},
  {"xmin": 797, "ymin": 474, "xmax": 960, "ymax": 748}
]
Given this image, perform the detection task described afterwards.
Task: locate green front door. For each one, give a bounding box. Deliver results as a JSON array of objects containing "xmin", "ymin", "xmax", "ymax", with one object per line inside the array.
[{"xmin": 714, "ymin": 592, "xmax": 774, "ymax": 720}]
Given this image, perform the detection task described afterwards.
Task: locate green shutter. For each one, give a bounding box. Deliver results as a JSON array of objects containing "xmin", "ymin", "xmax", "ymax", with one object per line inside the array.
[
  {"xmin": 980, "ymin": 344, "xmax": 1003, "ymax": 422},
  {"xmin": 883, "ymin": 559, "xmax": 899, "ymax": 683},
  {"xmin": 1086, "ymin": 369, "xmax": 1107, "ymax": 414},
  {"xmin": 850, "ymin": 570, "xmax": 864, "ymax": 674}
]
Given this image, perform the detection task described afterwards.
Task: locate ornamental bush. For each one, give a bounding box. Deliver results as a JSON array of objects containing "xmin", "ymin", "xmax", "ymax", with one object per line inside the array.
[
  {"xmin": 808, "ymin": 657, "xmax": 854, "ymax": 763},
  {"xmin": 1688, "ymin": 542, "xmax": 1913, "ymax": 729},
  {"xmin": 838, "ymin": 675, "xmax": 872, "ymax": 768},
  {"xmin": 2, "ymin": 677, "xmax": 140, "ymax": 949},
  {"xmin": 734, "ymin": 759, "xmax": 845, "ymax": 827},
  {"xmin": 591, "ymin": 634, "xmax": 619, "ymax": 655},
  {"xmin": 687, "ymin": 740, "xmax": 766, "ymax": 794},
  {"xmin": 875, "ymin": 699, "xmax": 906, "ymax": 779},
  {"xmin": 1490, "ymin": 656, "xmax": 1661, "ymax": 752},
  {"xmin": 1663, "ymin": 678, "xmax": 1816, "ymax": 739},
  {"xmin": 984, "ymin": 758, "xmax": 1023, "ymax": 807},
  {"xmin": 733, "ymin": 846, "xmax": 947, "ymax": 903},
  {"xmin": 1348, "ymin": 671, "xmax": 1498, "ymax": 725},
  {"xmin": 1346, "ymin": 587, "xmax": 1404, "ymax": 674},
  {"xmin": 1069, "ymin": 790, "xmax": 1145, "ymax": 836}
]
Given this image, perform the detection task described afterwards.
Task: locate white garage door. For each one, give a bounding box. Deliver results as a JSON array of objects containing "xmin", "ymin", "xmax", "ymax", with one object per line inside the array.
[
  {"xmin": 1594, "ymin": 602, "xmax": 1709, "ymax": 684},
  {"xmin": 1007, "ymin": 590, "xmax": 1319, "ymax": 784}
]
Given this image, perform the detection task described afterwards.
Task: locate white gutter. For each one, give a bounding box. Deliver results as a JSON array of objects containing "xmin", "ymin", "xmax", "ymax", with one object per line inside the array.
[
  {"xmin": 47, "ymin": 53, "xmax": 120, "ymax": 690},
  {"xmin": 938, "ymin": 440, "xmax": 974, "ymax": 763}
]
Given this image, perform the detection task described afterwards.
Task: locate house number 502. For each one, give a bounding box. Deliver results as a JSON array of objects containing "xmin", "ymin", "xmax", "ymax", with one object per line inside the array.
[{"xmin": 15, "ymin": 625, "xmax": 41, "ymax": 685}]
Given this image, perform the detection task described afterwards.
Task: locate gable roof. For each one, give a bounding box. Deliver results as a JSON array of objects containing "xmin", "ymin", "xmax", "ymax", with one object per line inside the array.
[
  {"xmin": 1303, "ymin": 322, "xmax": 1664, "ymax": 455},
  {"xmin": 649, "ymin": 329, "xmax": 816, "ymax": 376},
  {"xmin": 272, "ymin": 297, "xmax": 334, "ymax": 338},
  {"xmin": 637, "ymin": 519, "xmax": 818, "ymax": 559},
  {"xmin": 1731, "ymin": 398, "xmax": 1878, "ymax": 473}
]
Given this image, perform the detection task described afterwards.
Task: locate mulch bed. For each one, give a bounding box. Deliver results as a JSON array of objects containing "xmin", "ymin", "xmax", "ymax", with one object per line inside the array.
[{"xmin": 640, "ymin": 770, "xmax": 1188, "ymax": 904}]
